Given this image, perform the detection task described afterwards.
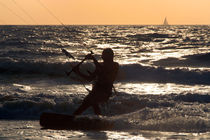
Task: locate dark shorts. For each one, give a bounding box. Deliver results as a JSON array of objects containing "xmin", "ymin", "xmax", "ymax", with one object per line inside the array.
[{"xmin": 84, "ymin": 84, "xmax": 112, "ymax": 105}]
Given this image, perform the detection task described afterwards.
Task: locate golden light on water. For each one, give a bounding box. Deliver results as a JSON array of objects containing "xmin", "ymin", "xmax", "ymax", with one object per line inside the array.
[{"xmin": 116, "ymin": 83, "xmax": 210, "ymax": 95}]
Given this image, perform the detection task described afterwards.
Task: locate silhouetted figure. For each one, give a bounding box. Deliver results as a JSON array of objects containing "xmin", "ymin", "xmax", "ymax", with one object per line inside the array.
[{"xmin": 73, "ymin": 48, "xmax": 119, "ymax": 115}]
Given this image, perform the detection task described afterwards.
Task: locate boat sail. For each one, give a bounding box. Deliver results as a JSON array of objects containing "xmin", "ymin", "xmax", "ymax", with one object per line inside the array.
[{"xmin": 163, "ymin": 17, "xmax": 169, "ymax": 25}]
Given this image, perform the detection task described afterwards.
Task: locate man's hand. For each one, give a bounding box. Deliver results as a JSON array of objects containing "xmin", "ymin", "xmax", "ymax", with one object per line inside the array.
[
  {"xmin": 72, "ymin": 65, "xmax": 80, "ymax": 74},
  {"xmin": 85, "ymin": 53, "xmax": 94, "ymax": 60}
]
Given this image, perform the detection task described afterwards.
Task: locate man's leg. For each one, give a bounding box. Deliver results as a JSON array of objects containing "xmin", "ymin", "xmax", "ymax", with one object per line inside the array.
[
  {"xmin": 73, "ymin": 100, "xmax": 91, "ymax": 116},
  {"xmin": 92, "ymin": 104, "xmax": 101, "ymax": 115}
]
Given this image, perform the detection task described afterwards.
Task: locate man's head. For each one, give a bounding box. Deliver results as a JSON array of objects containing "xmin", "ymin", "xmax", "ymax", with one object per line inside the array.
[{"xmin": 102, "ymin": 48, "xmax": 114, "ymax": 62}]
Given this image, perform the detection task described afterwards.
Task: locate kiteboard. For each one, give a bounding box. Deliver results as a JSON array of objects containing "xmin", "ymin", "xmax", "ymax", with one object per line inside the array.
[{"xmin": 40, "ymin": 112, "xmax": 113, "ymax": 130}]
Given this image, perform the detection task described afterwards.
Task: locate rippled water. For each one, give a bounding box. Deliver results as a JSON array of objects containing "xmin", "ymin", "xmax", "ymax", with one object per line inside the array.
[{"xmin": 0, "ymin": 25, "xmax": 209, "ymax": 139}]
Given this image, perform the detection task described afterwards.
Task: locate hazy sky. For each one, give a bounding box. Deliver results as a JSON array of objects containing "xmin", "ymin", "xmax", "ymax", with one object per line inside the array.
[{"xmin": 0, "ymin": 0, "xmax": 209, "ymax": 25}]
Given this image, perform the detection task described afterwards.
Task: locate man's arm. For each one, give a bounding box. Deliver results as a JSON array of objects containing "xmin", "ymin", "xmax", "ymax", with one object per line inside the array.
[
  {"xmin": 72, "ymin": 53, "xmax": 99, "ymax": 82},
  {"xmin": 113, "ymin": 62, "xmax": 119, "ymax": 81},
  {"xmin": 85, "ymin": 54, "xmax": 102, "ymax": 70},
  {"xmin": 72, "ymin": 65, "xmax": 96, "ymax": 82}
]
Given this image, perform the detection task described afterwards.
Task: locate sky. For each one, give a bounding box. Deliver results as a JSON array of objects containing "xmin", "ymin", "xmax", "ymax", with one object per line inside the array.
[{"xmin": 0, "ymin": 0, "xmax": 209, "ymax": 25}]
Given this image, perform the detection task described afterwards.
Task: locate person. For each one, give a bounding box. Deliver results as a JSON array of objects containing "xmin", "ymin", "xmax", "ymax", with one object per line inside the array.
[{"xmin": 72, "ymin": 48, "xmax": 119, "ymax": 116}]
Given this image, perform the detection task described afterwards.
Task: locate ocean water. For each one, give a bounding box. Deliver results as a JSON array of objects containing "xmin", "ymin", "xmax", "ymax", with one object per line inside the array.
[{"xmin": 0, "ymin": 25, "xmax": 210, "ymax": 139}]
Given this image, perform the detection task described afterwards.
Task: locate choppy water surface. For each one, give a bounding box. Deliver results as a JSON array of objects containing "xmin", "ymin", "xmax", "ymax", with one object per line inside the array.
[{"xmin": 0, "ymin": 25, "xmax": 209, "ymax": 139}]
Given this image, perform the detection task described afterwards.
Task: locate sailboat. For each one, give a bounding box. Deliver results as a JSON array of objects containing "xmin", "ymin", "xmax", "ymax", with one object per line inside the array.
[{"xmin": 163, "ymin": 17, "xmax": 169, "ymax": 25}]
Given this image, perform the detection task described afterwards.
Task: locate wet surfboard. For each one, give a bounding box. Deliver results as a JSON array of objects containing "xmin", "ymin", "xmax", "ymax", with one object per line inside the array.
[{"xmin": 40, "ymin": 112, "xmax": 113, "ymax": 130}]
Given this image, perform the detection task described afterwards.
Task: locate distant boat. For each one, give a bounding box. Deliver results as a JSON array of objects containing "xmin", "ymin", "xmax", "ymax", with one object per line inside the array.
[{"xmin": 163, "ymin": 17, "xmax": 169, "ymax": 25}]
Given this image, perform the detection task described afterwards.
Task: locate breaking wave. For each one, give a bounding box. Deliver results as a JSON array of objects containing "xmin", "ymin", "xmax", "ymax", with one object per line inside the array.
[
  {"xmin": 153, "ymin": 52, "xmax": 210, "ymax": 68},
  {"xmin": 1, "ymin": 59, "xmax": 210, "ymax": 85}
]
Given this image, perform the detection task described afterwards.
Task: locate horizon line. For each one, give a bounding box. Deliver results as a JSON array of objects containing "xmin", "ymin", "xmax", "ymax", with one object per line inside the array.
[{"xmin": 0, "ymin": 24, "xmax": 210, "ymax": 26}]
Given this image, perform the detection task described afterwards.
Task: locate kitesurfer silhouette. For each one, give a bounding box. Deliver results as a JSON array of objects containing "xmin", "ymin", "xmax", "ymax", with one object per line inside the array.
[{"xmin": 73, "ymin": 48, "xmax": 119, "ymax": 115}]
